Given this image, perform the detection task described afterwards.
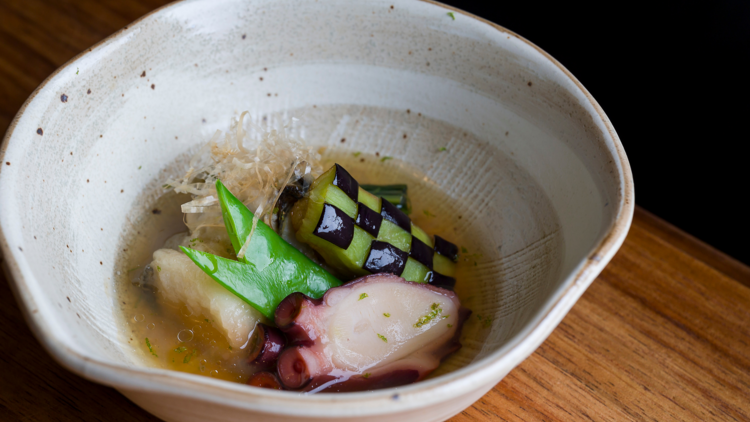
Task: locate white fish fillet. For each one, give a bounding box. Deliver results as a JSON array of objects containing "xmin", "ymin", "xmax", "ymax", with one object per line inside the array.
[{"xmin": 152, "ymin": 248, "xmax": 265, "ymax": 349}]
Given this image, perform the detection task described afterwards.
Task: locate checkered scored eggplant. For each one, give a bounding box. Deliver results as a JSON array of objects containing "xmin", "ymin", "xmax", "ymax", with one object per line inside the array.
[{"xmin": 290, "ymin": 164, "xmax": 458, "ymax": 290}]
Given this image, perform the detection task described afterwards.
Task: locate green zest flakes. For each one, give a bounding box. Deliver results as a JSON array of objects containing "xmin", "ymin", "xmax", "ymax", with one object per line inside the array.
[
  {"xmin": 145, "ymin": 338, "xmax": 157, "ymax": 357},
  {"xmin": 359, "ymin": 293, "xmax": 369, "ymax": 301},
  {"xmin": 380, "ymin": 156, "xmax": 393, "ymax": 162},
  {"xmin": 414, "ymin": 303, "xmax": 443, "ymax": 328},
  {"xmin": 447, "ymin": 12, "xmax": 455, "ymax": 20},
  {"xmin": 184, "ymin": 349, "xmax": 197, "ymax": 364},
  {"xmin": 363, "ymin": 373, "xmax": 372, "ymax": 379},
  {"xmin": 482, "ymin": 316, "xmax": 493, "ymax": 328},
  {"xmin": 174, "ymin": 346, "xmax": 187, "ymax": 353},
  {"xmin": 378, "ymin": 333, "xmax": 388, "ymax": 343},
  {"xmin": 383, "ymin": 313, "xmax": 391, "ymax": 317}
]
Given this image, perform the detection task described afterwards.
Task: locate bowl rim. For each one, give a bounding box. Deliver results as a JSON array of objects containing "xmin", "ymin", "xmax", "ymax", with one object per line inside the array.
[{"xmin": 0, "ymin": 0, "xmax": 634, "ymax": 416}]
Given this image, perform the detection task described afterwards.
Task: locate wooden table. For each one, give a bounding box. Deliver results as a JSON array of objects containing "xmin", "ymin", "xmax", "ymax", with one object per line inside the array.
[{"xmin": 1, "ymin": 1, "xmax": 749, "ymax": 420}]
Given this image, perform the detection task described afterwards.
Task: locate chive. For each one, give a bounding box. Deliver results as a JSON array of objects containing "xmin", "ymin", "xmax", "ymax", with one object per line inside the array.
[
  {"xmin": 162, "ymin": 184, "xmax": 172, "ymax": 189},
  {"xmin": 363, "ymin": 373, "xmax": 371, "ymax": 378},
  {"xmin": 360, "ymin": 184, "xmax": 411, "ymax": 215},
  {"xmin": 138, "ymin": 165, "xmax": 142, "ymax": 170},
  {"xmin": 377, "ymin": 334, "xmax": 388, "ymax": 343},
  {"xmin": 174, "ymin": 346, "xmax": 187, "ymax": 353},
  {"xmin": 156, "ymin": 266, "xmax": 161, "ymax": 272},
  {"xmin": 145, "ymin": 338, "xmax": 158, "ymax": 357},
  {"xmin": 353, "ymin": 152, "xmax": 362, "ymax": 157},
  {"xmin": 380, "ymin": 156, "xmax": 393, "ymax": 162},
  {"xmin": 76, "ymin": 68, "xmax": 79, "ymax": 75},
  {"xmin": 126, "ymin": 266, "xmax": 141, "ymax": 273},
  {"xmin": 359, "ymin": 293, "xmax": 369, "ymax": 301},
  {"xmin": 184, "ymin": 349, "xmax": 197, "ymax": 364},
  {"xmin": 438, "ymin": 147, "xmax": 447, "ymax": 152},
  {"xmin": 482, "ymin": 316, "xmax": 492, "ymax": 328},
  {"xmin": 447, "ymin": 12, "xmax": 455, "ymax": 20},
  {"xmin": 383, "ymin": 313, "xmax": 391, "ymax": 317}
]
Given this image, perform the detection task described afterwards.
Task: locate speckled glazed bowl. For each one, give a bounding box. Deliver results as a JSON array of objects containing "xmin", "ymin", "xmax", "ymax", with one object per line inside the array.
[{"xmin": 0, "ymin": 0, "xmax": 633, "ymax": 421}]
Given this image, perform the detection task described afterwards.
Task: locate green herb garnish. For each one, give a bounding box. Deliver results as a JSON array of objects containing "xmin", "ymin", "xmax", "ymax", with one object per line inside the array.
[
  {"xmin": 162, "ymin": 184, "xmax": 172, "ymax": 189},
  {"xmin": 359, "ymin": 293, "xmax": 369, "ymax": 301},
  {"xmin": 204, "ymin": 319, "xmax": 210, "ymax": 323},
  {"xmin": 414, "ymin": 303, "xmax": 443, "ymax": 328},
  {"xmin": 353, "ymin": 152, "xmax": 362, "ymax": 157},
  {"xmin": 138, "ymin": 165, "xmax": 142, "ymax": 170},
  {"xmin": 156, "ymin": 266, "xmax": 161, "ymax": 272},
  {"xmin": 184, "ymin": 349, "xmax": 197, "ymax": 364},
  {"xmin": 145, "ymin": 338, "xmax": 158, "ymax": 357},
  {"xmin": 363, "ymin": 373, "xmax": 371, "ymax": 379},
  {"xmin": 174, "ymin": 346, "xmax": 187, "ymax": 353},
  {"xmin": 447, "ymin": 324, "xmax": 453, "ymax": 328},
  {"xmin": 447, "ymin": 12, "xmax": 455, "ymax": 20},
  {"xmin": 383, "ymin": 313, "xmax": 391, "ymax": 317},
  {"xmin": 461, "ymin": 246, "xmax": 468, "ymax": 254},
  {"xmin": 380, "ymin": 156, "xmax": 393, "ymax": 162},
  {"xmin": 438, "ymin": 147, "xmax": 447, "ymax": 152},
  {"xmin": 76, "ymin": 68, "xmax": 79, "ymax": 75},
  {"xmin": 423, "ymin": 210, "xmax": 436, "ymax": 217},
  {"xmin": 378, "ymin": 334, "xmax": 388, "ymax": 343}
]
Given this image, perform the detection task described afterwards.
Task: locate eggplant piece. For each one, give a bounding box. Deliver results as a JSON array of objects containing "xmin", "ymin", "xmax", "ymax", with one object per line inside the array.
[
  {"xmin": 380, "ymin": 200, "xmax": 411, "ymax": 233},
  {"xmin": 363, "ymin": 241, "xmax": 408, "ymax": 276},
  {"xmin": 293, "ymin": 164, "xmax": 459, "ymax": 288},
  {"xmin": 313, "ymin": 203, "xmax": 355, "ymax": 249},
  {"xmin": 354, "ymin": 202, "xmax": 383, "ymax": 237}
]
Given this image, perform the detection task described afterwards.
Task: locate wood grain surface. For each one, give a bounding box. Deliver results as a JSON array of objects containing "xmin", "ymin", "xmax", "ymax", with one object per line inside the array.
[{"xmin": 1, "ymin": 1, "xmax": 749, "ymax": 421}]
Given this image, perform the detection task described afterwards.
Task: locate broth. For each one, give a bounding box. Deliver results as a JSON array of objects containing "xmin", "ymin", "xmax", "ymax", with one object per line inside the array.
[{"xmin": 115, "ymin": 153, "xmax": 492, "ymax": 384}]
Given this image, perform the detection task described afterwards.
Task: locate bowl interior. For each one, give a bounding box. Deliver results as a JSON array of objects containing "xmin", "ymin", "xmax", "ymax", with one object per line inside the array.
[{"xmin": 0, "ymin": 0, "xmax": 624, "ymax": 406}]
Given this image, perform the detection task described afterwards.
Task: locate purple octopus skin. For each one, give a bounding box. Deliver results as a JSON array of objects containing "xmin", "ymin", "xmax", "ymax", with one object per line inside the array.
[
  {"xmin": 246, "ymin": 323, "xmax": 286, "ymax": 370},
  {"xmin": 274, "ymin": 273, "xmax": 471, "ymax": 392},
  {"xmin": 247, "ymin": 371, "xmax": 284, "ymax": 390}
]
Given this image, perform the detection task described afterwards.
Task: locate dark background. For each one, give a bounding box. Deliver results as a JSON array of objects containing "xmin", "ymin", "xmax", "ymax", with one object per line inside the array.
[{"xmin": 440, "ymin": 1, "xmax": 750, "ymax": 265}]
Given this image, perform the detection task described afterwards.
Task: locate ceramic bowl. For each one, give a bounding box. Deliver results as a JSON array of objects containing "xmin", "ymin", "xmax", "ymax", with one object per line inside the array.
[{"xmin": 0, "ymin": 0, "xmax": 633, "ymax": 420}]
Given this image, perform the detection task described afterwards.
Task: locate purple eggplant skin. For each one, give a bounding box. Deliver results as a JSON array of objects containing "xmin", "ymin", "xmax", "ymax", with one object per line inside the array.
[
  {"xmin": 428, "ymin": 271, "xmax": 456, "ymax": 291},
  {"xmin": 355, "ymin": 202, "xmax": 383, "ymax": 237},
  {"xmin": 409, "ymin": 236, "xmax": 434, "ymax": 269},
  {"xmin": 380, "ymin": 199, "xmax": 411, "ymax": 233},
  {"xmin": 363, "ymin": 241, "xmax": 408, "ymax": 276},
  {"xmin": 434, "ymin": 235, "xmax": 459, "ymax": 262},
  {"xmin": 333, "ymin": 164, "xmax": 359, "ymax": 202},
  {"xmin": 313, "ymin": 203, "xmax": 355, "ymax": 249}
]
